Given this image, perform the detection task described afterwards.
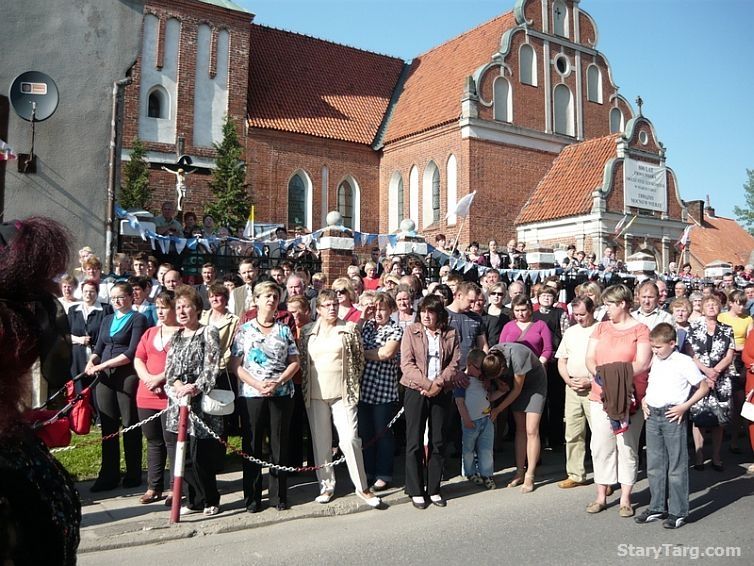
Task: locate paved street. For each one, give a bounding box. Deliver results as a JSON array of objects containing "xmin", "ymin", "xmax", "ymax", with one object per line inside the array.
[{"xmin": 79, "ymin": 457, "xmax": 753, "ymax": 566}]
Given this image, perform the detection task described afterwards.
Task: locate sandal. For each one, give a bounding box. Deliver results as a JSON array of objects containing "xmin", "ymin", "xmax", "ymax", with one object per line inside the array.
[
  {"xmin": 520, "ymin": 474, "xmax": 535, "ymax": 494},
  {"xmin": 139, "ymin": 490, "xmax": 163, "ymax": 504},
  {"xmin": 507, "ymin": 469, "xmax": 526, "ymax": 488}
]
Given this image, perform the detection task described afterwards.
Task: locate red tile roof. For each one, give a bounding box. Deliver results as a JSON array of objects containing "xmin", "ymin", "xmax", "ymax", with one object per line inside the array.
[
  {"xmin": 686, "ymin": 214, "xmax": 754, "ymax": 272},
  {"xmin": 383, "ymin": 11, "xmax": 517, "ymax": 143},
  {"xmin": 516, "ymin": 134, "xmax": 619, "ymax": 224},
  {"xmin": 247, "ymin": 25, "xmax": 405, "ymax": 145}
]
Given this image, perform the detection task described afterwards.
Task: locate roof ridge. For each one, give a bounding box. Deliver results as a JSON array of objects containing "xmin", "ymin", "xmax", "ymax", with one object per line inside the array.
[
  {"xmin": 250, "ymin": 23, "xmax": 404, "ymax": 62},
  {"xmin": 411, "ymin": 10, "xmax": 514, "ymax": 60}
]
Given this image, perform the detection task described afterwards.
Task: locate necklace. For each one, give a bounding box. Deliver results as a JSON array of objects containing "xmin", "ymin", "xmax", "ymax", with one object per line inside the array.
[{"xmin": 256, "ymin": 318, "xmax": 274, "ymax": 328}]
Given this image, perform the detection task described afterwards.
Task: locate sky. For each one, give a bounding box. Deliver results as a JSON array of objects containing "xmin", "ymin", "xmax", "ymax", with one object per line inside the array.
[{"xmin": 237, "ymin": 0, "xmax": 754, "ymax": 220}]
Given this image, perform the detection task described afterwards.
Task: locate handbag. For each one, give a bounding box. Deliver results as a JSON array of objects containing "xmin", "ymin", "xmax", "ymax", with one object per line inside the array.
[
  {"xmin": 201, "ymin": 368, "xmax": 235, "ymax": 416},
  {"xmin": 741, "ymin": 390, "xmax": 754, "ymax": 422}
]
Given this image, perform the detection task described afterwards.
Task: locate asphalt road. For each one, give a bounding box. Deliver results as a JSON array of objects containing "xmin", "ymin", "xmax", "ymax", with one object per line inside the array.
[{"xmin": 80, "ymin": 462, "xmax": 753, "ymax": 566}]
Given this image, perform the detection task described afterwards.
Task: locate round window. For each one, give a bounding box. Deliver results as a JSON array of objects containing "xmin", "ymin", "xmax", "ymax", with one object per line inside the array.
[
  {"xmin": 554, "ymin": 54, "xmax": 570, "ymax": 75},
  {"xmin": 639, "ymin": 131, "xmax": 649, "ymax": 145}
]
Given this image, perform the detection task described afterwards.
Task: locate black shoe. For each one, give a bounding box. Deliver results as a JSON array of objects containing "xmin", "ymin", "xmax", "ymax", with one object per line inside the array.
[
  {"xmin": 90, "ymin": 478, "xmax": 119, "ymax": 492},
  {"xmin": 275, "ymin": 502, "xmax": 289, "ymax": 511},
  {"xmin": 429, "ymin": 496, "xmax": 447, "ymax": 507},
  {"xmin": 411, "ymin": 497, "xmax": 429, "ymax": 510},
  {"xmin": 246, "ymin": 501, "xmax": 263, "ymax": 513},
  {"xmin": 693, "ymin": 463, "xmax": 705, "ymax": 471},
  {"xmin": 634, "ymin": 509, "xmax": 667, "ymax": 524},
  {"xmin": 711, "ymin": 462, "xmax": 724, "ymax": 472},
  {"xmin": 122, "ymin": 477, "xmax": 142, "ymax": 489},
  {"xmin": 662, "ymin": 515, "xmax": 686, "ymax": 529}
]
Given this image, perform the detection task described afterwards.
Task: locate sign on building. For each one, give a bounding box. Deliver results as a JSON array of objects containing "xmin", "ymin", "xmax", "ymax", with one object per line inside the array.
[{"xmin": 623, "ymin": 158, "xmax": 667, "ymax": 212}]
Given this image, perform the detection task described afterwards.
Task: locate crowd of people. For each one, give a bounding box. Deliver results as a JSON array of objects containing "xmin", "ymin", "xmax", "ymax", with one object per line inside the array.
[
  {"xmin": 4, "ymin": 217, "xmax": 754, "ymax": 563},
  {"xmin": 54, "ymin": 240, "xmax": 754, "ymax": 525}
]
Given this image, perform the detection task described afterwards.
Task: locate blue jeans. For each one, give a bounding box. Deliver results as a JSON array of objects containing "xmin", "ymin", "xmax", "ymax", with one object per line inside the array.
[
  {"xmin": 461, "ymin": 416, "xmax": 495, "ymax": 478},
  {"xmin": 645, "ymin": 405, "xmax": 690, "ymax": 518},
  {"xmin": 358, "ymin": 401, "xmax": 398, "ymax": 483}
]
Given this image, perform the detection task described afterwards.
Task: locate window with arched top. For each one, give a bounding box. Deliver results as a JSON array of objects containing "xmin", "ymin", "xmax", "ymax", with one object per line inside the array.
[
  {"xmin": 409, "ymin": 166, "xmax": 419, "ymax": 224},
  {"xmin": 422, "ymin": 161, "xmax": 440, "ymax": 228},
  {"xmin": 147, "ymin": 87, "xmax": 168, "ymax": 119},
  {"xmin": 388, "ymin": 172, "xmax": 403, "ymax": 232},
  {"xmin": 553, "ymin": 84, "xmax": 574, "ymax": 136},
  {"xmin": 446, "ymin": 154, "xmax": 458, "ymax": 226},
  {"xmin": 553, "ymin": 0, "xmax": 569, "ymax": 38},
  {"xmin": 610, "ymin": 107, "xmax": 625, "ymax": 133},
  {"xmin": 586, "ymin": 65, "xmax": 602, "ymax": 103},
  {"xmin": 287, "ymin": 172, "xmax": 310, "ymax": 229},
  {"xmin": 493, "ymin": 77, "xmax": 512, "ymax": 122},
  {"xmin": 519, "ymin": 44, "xmax": 537, "ymax": 86},
  {"xmin": 337, "ymin": 180, "xmax": 354, "ymax": 229}
]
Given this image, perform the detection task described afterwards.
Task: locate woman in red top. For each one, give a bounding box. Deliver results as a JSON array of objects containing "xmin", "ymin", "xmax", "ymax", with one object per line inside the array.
[
  {"xmin": 134, "ymin": 291, "xmax": 181, "ymax": 504},
  {"xmin": 332, "ymin": 277, "xmax": 361, "ymax": 323}
]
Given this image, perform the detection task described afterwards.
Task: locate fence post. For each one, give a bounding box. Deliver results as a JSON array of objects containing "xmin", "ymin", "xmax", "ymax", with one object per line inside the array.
[{"xmin": 169, "ymin": 395, "xmax": 191, "ymax": 524}]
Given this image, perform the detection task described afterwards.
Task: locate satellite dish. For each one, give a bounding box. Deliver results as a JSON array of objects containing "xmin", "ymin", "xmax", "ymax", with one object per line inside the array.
[
  {"xmin": 9, "ymin": 71, "xmax": 59, "ymax": 122},
  {"xmin": 177, "ymin": 155, "xmax": 193, "ymax": 167}
]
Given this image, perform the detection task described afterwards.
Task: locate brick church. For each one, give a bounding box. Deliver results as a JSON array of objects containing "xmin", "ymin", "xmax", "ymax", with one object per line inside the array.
[{"xmin": 123, "ymin": 0, "xmax": 689, "ymax": 269}]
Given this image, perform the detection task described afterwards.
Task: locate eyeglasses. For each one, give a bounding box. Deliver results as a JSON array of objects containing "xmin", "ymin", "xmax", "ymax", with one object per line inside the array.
[
  {"xmin": 334, "ymin": 289, "xmax": 346, "ymax": 295},
  {"xmin": 489, "ymin": 292, "xmax": 504, "ymax": 296}
]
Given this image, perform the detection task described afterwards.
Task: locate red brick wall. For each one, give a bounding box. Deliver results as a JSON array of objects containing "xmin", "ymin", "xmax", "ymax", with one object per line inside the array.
[
  {"xmin": 468, "ymin": 138, "xmax": 557, "ymax": 246},
  {"xmin": 379, "ymin": 125, "xmax": 464, "ymax": 240},
  {"xmin": 247, "ymin": 128, "xmax": 381, "ymax": 233}
]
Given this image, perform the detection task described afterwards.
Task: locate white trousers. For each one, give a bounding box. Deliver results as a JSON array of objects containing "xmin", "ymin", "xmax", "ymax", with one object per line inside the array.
[
  {"xmin": 307, "ymin": 397, "xmax": 368, "ymax": 493},
  {"xmin": 589, "ymin": 401, "xmax": 644, "ymax": 486}
]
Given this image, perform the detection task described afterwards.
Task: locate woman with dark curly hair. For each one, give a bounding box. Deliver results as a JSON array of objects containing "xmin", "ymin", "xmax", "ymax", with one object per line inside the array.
[
  {"xmin": 1, "ymin": 217, "xmax": 81, "ymax": 565},
  {"xmin": 401, "ymin": 295, "xmax": 461, "ymax": 509}
]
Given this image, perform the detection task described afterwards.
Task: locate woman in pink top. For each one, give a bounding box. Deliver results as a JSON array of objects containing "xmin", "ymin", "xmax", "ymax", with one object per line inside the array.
[
  {"xmin": 134, "ymin": 291, "xmax": 181, "ymax": 504},
  {"xmin": 585, "ymin": 284, "xmax": 651, "ymax": 518},
  {"xmin": 499, "ymin": 296, "xmax": 554, "ymax": 364}
]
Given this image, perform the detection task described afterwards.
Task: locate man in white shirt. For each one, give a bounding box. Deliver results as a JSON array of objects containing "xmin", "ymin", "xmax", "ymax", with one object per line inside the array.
[
  {"xmin": 555, "ymin": 296, "xmax": 597, "ymax": 488},
  {"xmin": 632, "ymin": 280, "xmax": 673, "ymax": 330}
]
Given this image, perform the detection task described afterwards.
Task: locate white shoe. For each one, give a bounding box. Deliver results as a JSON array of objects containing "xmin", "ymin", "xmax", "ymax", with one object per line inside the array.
[
  {"xmin": 203, "ymin": 505, "xmax": 220, "ymax": 516},
  {"xmin": 355, "ymin": 490, "xmax": 381, "ymax": 508},
  {"xmin": 180, "ymin": 506, "xmax": 201, "ymax": 516},
  {"xmin": 315, "ymin": 490, "xmax": 334, "ymax": 504}
]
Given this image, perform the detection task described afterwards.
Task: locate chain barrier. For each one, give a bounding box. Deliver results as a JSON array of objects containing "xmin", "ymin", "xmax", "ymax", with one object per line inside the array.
[
  {"xmin": 190, "ymin": 405, "xmax": 405, "ymax": 473},
  {"xmin": 49, "ymin": 398, "xmax": 404, "ymax": 475},
  {"xmin": 49, "ymin": 406, "xmax": 175, "ymax": 454}
]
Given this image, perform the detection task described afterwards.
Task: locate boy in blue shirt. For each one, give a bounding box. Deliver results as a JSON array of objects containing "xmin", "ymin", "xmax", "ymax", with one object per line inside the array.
[{"xmin": 636, "ymin": 323, "xmax": 709, "ymax": 529}]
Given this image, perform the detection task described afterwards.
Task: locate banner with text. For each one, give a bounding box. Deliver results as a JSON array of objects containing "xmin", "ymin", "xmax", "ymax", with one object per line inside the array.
[{"xmin": 623, "ymin": 158, "xmax": 667, "ymax": 212}]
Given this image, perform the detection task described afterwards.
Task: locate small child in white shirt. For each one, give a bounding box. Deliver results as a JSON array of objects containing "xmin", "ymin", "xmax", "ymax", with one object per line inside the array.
[{"xmin": 636, "ymin": 323, "xmax": 709, "ymax": 529}]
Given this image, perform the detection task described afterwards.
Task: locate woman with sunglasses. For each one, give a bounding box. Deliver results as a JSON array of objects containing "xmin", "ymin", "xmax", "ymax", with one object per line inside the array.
[
  {"xmin": 483, "ymin": 282, "xmax": 510, "ymax": 347},
  {"xmin": 299, "ymin": 290, "xmax": 380, "ymax": 507},
  {"xmin": 331, "ymin": 277, "xmax": 361, "ymax": 323},
  {"xmin": 85, "ymin": 282, "xmax": 148, "ymax": 492}
]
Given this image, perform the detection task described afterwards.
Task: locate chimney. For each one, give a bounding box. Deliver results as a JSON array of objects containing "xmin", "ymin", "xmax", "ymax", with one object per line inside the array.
[
  {"xmin": 685, "ymin": 199, "xmax": 705, "ymax": 223},
  {"xmin": 705, "ymin": 194, "xmax": 715, "ymax": 218}
]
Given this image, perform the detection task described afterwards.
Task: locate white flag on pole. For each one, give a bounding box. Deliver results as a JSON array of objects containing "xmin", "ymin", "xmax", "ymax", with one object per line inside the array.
[{"xmin": 446, "ymin": 191, "xmax": 476, "ymax": 220}]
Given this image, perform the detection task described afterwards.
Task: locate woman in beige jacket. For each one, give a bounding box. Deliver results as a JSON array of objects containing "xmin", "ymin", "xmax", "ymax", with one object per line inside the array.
[{"xmin": 299, "ymin": 289, "xmax": 381, "ymax": 508}]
